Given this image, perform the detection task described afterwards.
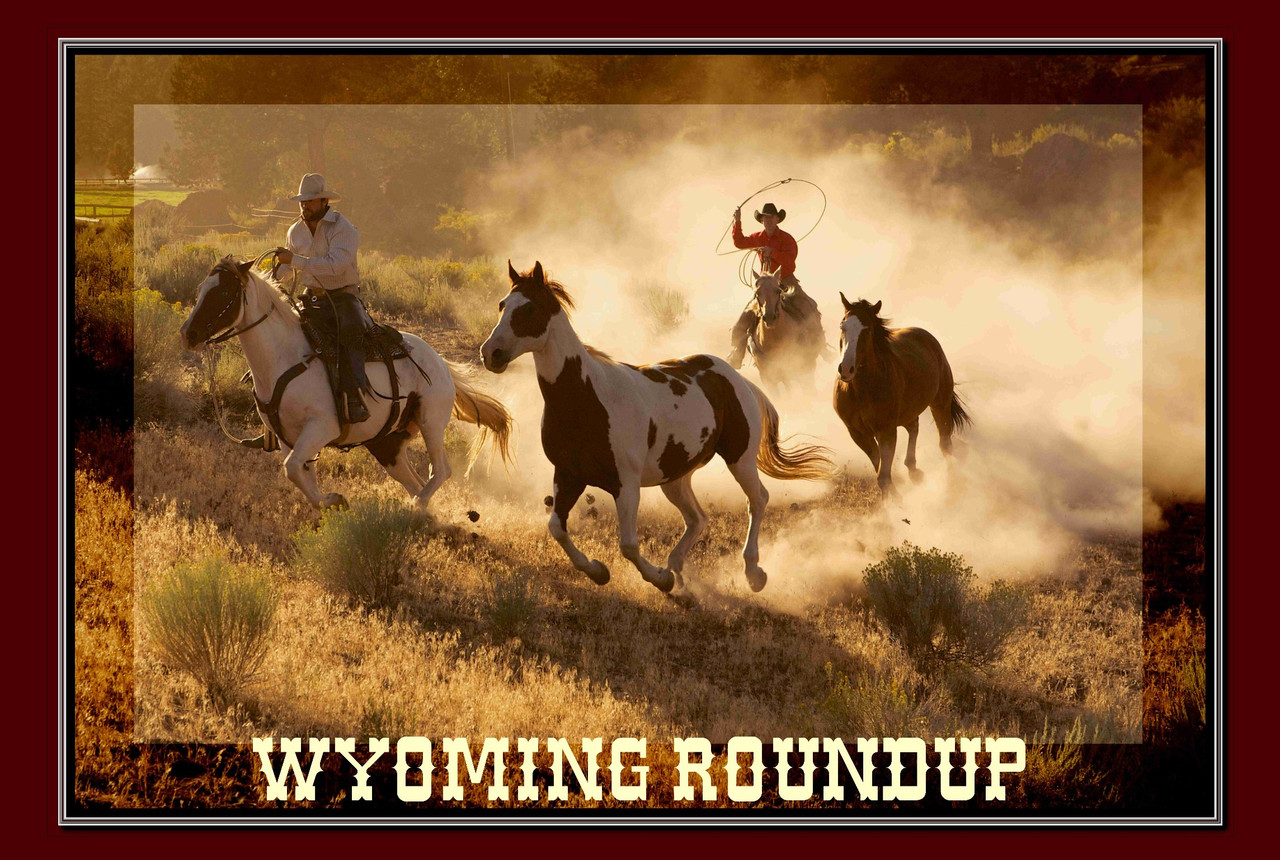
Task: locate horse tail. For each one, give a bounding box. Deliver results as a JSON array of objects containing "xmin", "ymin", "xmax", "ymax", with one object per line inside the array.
[
  {"xmin": 950, "ymin": 387, "xmax": 973, "ymax": 435},
  {"xmin": 447, "ymin": 361, "xmax": 516, "ymax": 475},
  {"xmin": 747, "ymin": 380, "xmax": 836, "ymax": 481}
]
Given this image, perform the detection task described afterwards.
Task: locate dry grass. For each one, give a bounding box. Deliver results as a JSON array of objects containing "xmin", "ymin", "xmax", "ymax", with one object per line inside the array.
[
  {"xmin": 74, "ymin": 470, "xmax": 136, "ymax": 806},
  {"xmin": 120, "ymin": 420, "xmax": 1145, "ymax": 759}
]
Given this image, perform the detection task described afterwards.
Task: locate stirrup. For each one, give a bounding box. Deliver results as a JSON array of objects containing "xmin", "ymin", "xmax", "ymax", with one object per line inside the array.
[{"xmin": 345, "ymin": 393, "xmax": 371, "ymax": 424}]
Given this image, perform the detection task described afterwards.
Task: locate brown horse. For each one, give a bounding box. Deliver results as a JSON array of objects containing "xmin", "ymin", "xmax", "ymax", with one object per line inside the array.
[
  {"xmin": 748, "ymin": 266, "xmax": 826, "ymax": 391},
  {"xmin": 833, "ymin": 294, "xmax": 971, "ymax": 499}
]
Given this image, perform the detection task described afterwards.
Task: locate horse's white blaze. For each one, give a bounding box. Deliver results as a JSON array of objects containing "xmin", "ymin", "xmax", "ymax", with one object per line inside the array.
[
  {"xmin": 192, "ymin": 274, "xmax": 219, "ymax": 302},
  {"xmin": 182, "ymin": 260, "xmax": 506, "ymax": 512},
  {"xmin": 481, "ymin": 291, "xmax": 539, "ymax": 371},
  {"xmin": 839, "ymin": 317, "xmax": 865, "ymax": 381}
]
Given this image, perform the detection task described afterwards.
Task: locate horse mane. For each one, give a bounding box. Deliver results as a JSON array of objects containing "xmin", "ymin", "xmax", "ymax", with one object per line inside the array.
[
  {"xmin": 584, "ymin": 344, "xmax": 617, "ymax": 364},
  {"xmin": 245, "ymin": 265, "xmax": 302, "ymax": 321},
  {"xmin": 543, "ymin": 278, "xmax": 576, "ymax": 313},
  {"xmin": 846, "ymin": 300, "xmax": 892, "ymax": 341}
]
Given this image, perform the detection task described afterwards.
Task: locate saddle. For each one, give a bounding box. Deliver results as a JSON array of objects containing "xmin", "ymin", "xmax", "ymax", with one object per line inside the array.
[
  {"xmin": 297, "ymin": 299, "xmax": 411, "ymax": 417},
  {"xmin": 778, "ymin": 284, "xmax": 822, "ymax": 326},
  {"xmin": 243, "ymin": 300, "xmax": 417, "ymax": 454},
  {"xmin": 749, "ymin": 284, "xmax": 825, "ymax": 353},
  {"xmin": 298, "ymin": 302, "xmax": 410, "ymax": 363}
]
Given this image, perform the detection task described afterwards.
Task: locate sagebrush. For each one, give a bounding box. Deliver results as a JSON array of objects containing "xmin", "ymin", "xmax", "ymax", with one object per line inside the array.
[
  {"xmin": 863, "ymin": 542, "xmax": 1030, "ymax": 670},
  {"xmin": 293, "ymin": 497, "xmax": 421, "ymax": 610},
  {"xmin": 142, "ymin": 557, "xmax": 276, "ymax": 708}
]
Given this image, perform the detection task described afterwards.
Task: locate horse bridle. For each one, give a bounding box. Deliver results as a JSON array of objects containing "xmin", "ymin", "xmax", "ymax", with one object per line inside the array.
[{"xmin": 203, "ymin": 256, "xmax": 276, "ymax": 345}]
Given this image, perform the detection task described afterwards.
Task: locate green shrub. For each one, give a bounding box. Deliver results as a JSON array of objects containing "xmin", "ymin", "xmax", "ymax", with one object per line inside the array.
[
  {"xmin": 142, "ymin": 557, "xmax": 276, "ymax": 708},
  {"xmin": 137, "ymin": 242, "xmax": 221, "ymax": 304},
  {"xmin": 75, "ymin": 276, "xmax": 133, "ymax": 372},
  {"xmin": 75, "ymin": 219, "xmax": 132, "ymax": 295},
  {"xmin": 820, "ymin": 663, "xmax": 930, "ymax": 738},
  {"xmin": 199, "ymin": 340, "xmax": 257, "ymax": 418},
  {"xmin": 433, "ymin": 205, "xmax": 490, "ymax": 255},
  {"xmin": 484, "ymin": 567, "xmax": 538, "ymax": 638},
  {"xmin": 360, "ymin": 251, "xmax": 456, "ymax": 323},
  {"xmin": 1018, "ymin": 717, "xmax": 1120, "ymax": 808},
  {"xmin": 293, "ymin": 497, "xmax": 420, "ymax": 610},
  {"xmin": 883, "ymin": 125, "xmax": 971, "ymax": 166},
  {"xmin": 134, "ymin": 204, "xmax": 187, "ymax": 255},
  {"xmin": 134, "ymin": 288, "xmax": 187, "ymax": 380},
  {"xmin": 863, "ymin": 542, "xmax": 1029, "ymax": 670}
]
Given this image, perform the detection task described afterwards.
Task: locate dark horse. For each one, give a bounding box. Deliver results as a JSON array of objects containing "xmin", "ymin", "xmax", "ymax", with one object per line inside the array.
[
  {"xmin": 748, "ymin": 266, "xmax": 825, "ymax": 392},
  {"xmin": 833, "ymin": 294, "xmax": 971, "ymax": 499}
]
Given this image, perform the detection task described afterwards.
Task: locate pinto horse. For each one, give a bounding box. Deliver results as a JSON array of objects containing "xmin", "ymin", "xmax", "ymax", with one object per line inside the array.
[
  {"xmin": 180, "ymin": 256, "xmax": 513, "ymax": 511},
  {"xmin": 481, "ymin": 261, "xmax": 833, "ymax": 593},
  {"xmin": 749, "ymin": 266, "xmax": 825, "ymax": 391},
  {"xmin": 833, "ymin": 294, "xmax": 971, "ymax": 499}
]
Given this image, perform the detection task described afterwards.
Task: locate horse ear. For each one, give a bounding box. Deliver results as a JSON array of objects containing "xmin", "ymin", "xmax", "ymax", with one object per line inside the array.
[
  {"xmin": 508, "ymin": 260, "xmax": 520, "ymax": 283},
  {"xmin": 840, "ymin": 292, "xmax": 853, "ymax": 311},
  {"xmin": 532, "ymin": 261, "xmax": 545, "ymax": 283},
  {"xmin": 872, "ymin": 300, "xmax": 882, "ymax": 314},
  {"xmin": 236, "ymin": 259, "xmax": 253, "ymax": 279}
]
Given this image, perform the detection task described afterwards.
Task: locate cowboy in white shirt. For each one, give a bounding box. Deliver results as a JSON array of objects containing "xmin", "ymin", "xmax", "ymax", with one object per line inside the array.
[{"xmin": 275, "ymin": 173, "xmax": 373, "ymax": 424}]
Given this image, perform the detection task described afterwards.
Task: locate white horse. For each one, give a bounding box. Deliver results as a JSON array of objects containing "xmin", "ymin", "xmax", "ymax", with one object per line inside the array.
[
  {"xmin": 481, "ymin": 261, "xmax": 833, "ymax": 593},
  {"xmin": 180, "ymin": 256, "xmax": 513, "ymax": 511}
]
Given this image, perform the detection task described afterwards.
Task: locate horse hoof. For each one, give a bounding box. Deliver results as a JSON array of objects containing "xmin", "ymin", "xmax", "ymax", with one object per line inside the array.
[
  {"xmin": 746, "ymin": 567, "xmax": 768, "ymax": 593},
  {"xmin": 584, "ymin": 560, "xmax": 610, "ymax": 586},
  {"xmin": 646, "ymin": 567, "xmax": 676, "ymax": 593},
  {"xmin": 323, "ymin": 493, "xmax": 349, "ymax": 511}
]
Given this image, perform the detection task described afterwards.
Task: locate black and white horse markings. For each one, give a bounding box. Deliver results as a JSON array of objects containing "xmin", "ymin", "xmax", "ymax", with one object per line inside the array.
[
  {"xmin": 180, "ymin": 256, "xmax": 514, "ymax": 511},
  {"xmin": 481, "ymin": 261, "xmax": 834, "ymax": 593}
]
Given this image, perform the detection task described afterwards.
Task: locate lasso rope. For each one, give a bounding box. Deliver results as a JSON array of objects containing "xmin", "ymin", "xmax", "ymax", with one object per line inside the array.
[{"xmin": 715, "ymin": 178, "xmax": 828, "ymax": 287}]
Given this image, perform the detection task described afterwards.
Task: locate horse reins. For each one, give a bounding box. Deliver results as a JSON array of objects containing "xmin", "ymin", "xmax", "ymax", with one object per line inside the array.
[
  {"xmin": 205, "ymin": 255, "xmax": 278, "ymax": 344},
  {"xmin": 204, "ymin": 250, "xmax": 431, "ymax": 458}
]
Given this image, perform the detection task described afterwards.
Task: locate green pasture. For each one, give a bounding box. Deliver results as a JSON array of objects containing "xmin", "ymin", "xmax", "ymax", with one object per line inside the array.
[{"xmin": 75, "ymin": 188, "xmax": 192, "ymax": 210}]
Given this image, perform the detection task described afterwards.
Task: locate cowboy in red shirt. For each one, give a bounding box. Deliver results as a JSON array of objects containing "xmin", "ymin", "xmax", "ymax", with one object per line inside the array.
[{"xmin": 728, "ymin": 202, "xmax": 821, "ymax": 369}]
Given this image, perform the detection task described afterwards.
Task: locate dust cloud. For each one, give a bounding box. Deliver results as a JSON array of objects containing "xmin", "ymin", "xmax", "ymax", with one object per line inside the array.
[{"xmin": 453, "ymin": 104, "xmax": 1205, "ymax": 592}]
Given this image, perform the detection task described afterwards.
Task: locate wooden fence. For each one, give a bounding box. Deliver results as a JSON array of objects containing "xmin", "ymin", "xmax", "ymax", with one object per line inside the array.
[
  {"xmin": 74, "ymin": 178, "xmax": 173, "ymax": 189},
  {"xmin": 251, "ymin": 208, "xmax": 298, "ymax": 221},
  {"xmin": 74, "ymin": 203, "xmax": 133, "ymax": 221}
]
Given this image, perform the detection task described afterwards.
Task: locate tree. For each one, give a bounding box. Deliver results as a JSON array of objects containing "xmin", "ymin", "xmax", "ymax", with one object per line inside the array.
[{"xmin": 74, "ymin": 55, "xmax": 176, "ymax": 175}]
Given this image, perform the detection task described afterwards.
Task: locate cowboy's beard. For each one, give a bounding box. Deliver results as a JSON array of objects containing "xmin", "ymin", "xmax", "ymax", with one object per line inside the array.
[{"xmin": 300, "ymin": 200, "xmax": 329, "ymax": 225}]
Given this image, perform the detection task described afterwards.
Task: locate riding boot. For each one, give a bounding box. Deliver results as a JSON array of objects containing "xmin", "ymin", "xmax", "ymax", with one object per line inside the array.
[
  {"xmin": 330, "ymin": 291, "xmax": 374, "ymax": 424},
  {"xmin": 728, "ymin": 308, "xmax": 757, "ymax": 369},
  {"xmin": 340, "ymin": 346, "xmax": 371, "ymax": 424},
  {"xmin": 345, "ymin": 392, "xmax": 371, "ymax": 425}
]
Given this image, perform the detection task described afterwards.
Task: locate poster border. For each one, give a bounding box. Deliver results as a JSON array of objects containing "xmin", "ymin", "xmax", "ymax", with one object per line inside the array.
[{"xmin": 55, "ymin": 34, "xmax": 1224, "ymax": 830}]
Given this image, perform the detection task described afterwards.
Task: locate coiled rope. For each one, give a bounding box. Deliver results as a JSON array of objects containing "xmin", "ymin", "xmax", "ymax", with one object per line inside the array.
[{"xmin": 714, "ymin": 178, "xmax": 828, "ymax": 287}]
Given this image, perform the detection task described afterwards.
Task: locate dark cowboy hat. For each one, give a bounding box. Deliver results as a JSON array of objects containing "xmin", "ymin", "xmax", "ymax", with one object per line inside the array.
[{"xmin": 754, "ymin": 202, "xmax": 786, "ymax": 223}]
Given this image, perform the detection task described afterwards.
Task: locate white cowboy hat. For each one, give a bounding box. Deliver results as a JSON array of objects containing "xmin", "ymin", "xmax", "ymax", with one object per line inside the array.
[{"xmin": 290, "ymin": 173, "xmax": 341, "ymax": 202}]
